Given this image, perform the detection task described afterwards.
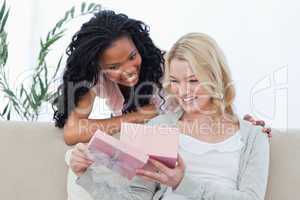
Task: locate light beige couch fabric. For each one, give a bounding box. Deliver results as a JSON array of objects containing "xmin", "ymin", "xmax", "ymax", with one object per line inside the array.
[
  {"xmin": 0, "ymin": 121, "xmax": 299, "ymax": 200},
  {"xmin": 265, "ymin": 129, "xmax": 300, "ymax": 200},
  {"xmin": 0, "ymin": 121, "xmax": 71, "ymax": 200}
]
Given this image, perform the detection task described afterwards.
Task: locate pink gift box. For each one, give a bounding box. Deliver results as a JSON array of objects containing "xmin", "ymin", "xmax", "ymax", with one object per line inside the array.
[
  {"xmin": 120, "ymin": 123, "xmax": 180, "ymax": 168},
  {"xmin": 87, "ymin": 130, "xmax": 149, "ymax": 180}
]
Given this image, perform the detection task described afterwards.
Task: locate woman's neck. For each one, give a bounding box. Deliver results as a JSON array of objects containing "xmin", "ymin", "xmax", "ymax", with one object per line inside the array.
[
  {"xmin": 178, "ymin": 110, "xmax": 239, "ymax": 142},
  {"xmin": 181, "ymin": 111, "xmax": 212, "ymax": 121}
]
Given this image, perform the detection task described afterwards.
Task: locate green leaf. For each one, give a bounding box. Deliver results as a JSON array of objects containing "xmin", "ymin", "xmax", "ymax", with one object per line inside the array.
[
  {"xmin": 1, "ymin": 103, "xmax": 8, "ymax": 116},
  {"xmin": 81, "ymin": 2, "xmax": 86, "ymax": 13},
  {"xmin": 38, "ymin": 32, "xmax": 64, "ymax": 67},
  {"xmin": 12, "ymin": 103, "xmax": 21, "ymax": 116},
  {"xmin": 40, "ymin": 39, "xmax": 44, "ymax": 49},
  {"xmin": 44, "ymin": 32, "xmax": 64, "ymax": 48},
  {"xmin": 70, "ymin": 6, "xmax": 75, "ymax": 18},
  {"xmin": 56, "ymin": 19, "xmax": 64, "ymax": 29},
  {"xmin": 52, "ymin": 55, "xmax": 63, "ymax": 79},
  {"xmin": 63, "ymin": 11, "xmax": 70, "ymax": 22},
  {"xmin": 19, "ymin": 84, "xmax": 25, "ymax": 97},
  {"xmin": 43, "ymin": 63, "xmax": 48, "ymax": 86},
  {"xmin": 0, "ymin": 8, "xmax": 9, "ymax": 32},
  {"xmin": 37, "ymin": 75, "xmax": 45, "ymax": 96},
  {"xmin": 46, "ymin": 32, "xmax": 51, "ymax": 41},
  {"xmin": 7, "ymin": 109, "xmax": 11, "ymax": 120},
  {"xmin": 88, "ymin": 3, "xmax": 96, "ymax": 11},
  {"xmin": 22, "ymin": 84, "xmax": 35, "ymax": 109},
  {"xmin": 0, "ymin": 0, "xmax": 6, "ymax": 22},
  {"xmin": 3, "ymin": 88, "xmax": 16, "ymax": 98},
  {"xmin": 31, "ymin": 89, "xmax": 39, "ymax": 109}
]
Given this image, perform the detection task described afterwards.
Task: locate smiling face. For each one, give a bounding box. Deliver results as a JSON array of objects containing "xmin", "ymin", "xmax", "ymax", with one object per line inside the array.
[
  {"xmin": 99, "ymin": 36, "xmax": 142, "ymax": 87},
  {"xmin": 169, "ymin": 58, "xmax": 212, "ymax": 114}
]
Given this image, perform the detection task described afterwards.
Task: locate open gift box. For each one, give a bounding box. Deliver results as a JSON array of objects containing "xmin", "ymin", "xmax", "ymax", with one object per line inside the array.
[
  {"xmin": 120, "ymin": 122, "xmax": 180, "ymax": 168},
  {"xmin": 87, "ymin": 123, "xmax": 180, "ymax": 179},
  {"xmin": 87, "ymin": 129, "xmax": 149, "ymax": 180}
]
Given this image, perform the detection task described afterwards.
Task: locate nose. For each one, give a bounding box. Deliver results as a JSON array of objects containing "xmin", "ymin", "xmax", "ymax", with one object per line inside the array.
[
  {"xmin": 177, "ymin": 81, "xmax": 196, "ymax": 98},
  {"xmin": 177, "ymin": 82, "xmax": 191, "ymax": 98},
  {"xmin": 122, "ymin": 65, "xmax": 138, "ymax": 77}
]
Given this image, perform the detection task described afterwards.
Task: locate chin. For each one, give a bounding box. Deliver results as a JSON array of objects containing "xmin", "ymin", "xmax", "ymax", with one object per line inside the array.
[
  {"xmin": 123, "ymin": 80, "xmax": 139, "ymax": 87},
  {"xmin": 180, "ymin": 100, "xmax": 210, "ymax": 114},
  {"xmin": 182, "ymin": 106, "xmax": 199, "ymax": 114}
]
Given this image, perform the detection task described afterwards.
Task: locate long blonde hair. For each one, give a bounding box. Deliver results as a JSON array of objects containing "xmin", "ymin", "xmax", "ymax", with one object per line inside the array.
[{"xmin": 164, "ymin": 33, "xmax": 235, "ymax": 116}]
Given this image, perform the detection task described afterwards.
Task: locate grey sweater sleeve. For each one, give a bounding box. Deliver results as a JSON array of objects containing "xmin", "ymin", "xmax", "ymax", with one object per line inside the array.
[
  {"xmin": 76, "ymin": 167, "xmax": 158, "ymax": 200},
  {"xmin": 173, "ymin": 129, "xmax": 270, "ymax": 200},
  {"xmin": 74, "ymin": 116, "xmax": 166, "ymax": 200}
]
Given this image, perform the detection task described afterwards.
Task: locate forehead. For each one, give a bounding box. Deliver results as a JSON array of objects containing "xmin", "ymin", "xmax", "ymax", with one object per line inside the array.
[
  {"xmin": 169, "ymin": 58, "xmax": 195, "ymax": 77},
  {"xmin": 100, "ymin": 36, "xmax": 136, "ymax": 63}
]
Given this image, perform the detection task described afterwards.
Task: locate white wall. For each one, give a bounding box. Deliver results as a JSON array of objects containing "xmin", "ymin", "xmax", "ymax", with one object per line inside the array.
[{"xmin": 3, "ymin": 0, "xmax": 300, "ymax": 129}]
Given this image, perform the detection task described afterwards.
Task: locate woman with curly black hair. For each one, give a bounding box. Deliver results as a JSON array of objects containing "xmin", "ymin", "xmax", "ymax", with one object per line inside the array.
[{"xmin": 53, "ymin": 10, "xmax": 174, "ymax": 146}]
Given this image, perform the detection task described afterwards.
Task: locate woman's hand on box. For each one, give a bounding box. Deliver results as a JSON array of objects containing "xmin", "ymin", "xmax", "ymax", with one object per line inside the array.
[
  {"xmin": 136, "ymin": 153, "xmax": 185, "ymax": 190},
  {"xmin": 70, "ymin": 143, "xmax": 94, "ymax": 176}
]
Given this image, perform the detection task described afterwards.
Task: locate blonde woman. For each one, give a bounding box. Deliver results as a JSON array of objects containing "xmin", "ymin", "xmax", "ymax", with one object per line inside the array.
[{"xmin": 70, "ymin": 33, "xmax": 270, "ymax": 200}]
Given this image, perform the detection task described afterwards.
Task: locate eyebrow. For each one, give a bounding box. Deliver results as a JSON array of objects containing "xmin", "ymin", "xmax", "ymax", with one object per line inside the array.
[
  {"xmin": 105, "ymin": 49, "xmax": 137, "ymax": 67},
  {"xmin": 170, "ymin": 75, "xmax": 197, "ymax": 79}
]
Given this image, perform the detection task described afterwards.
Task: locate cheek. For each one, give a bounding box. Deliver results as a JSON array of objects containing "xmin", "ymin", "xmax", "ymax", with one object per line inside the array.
[
  {"xmin": 104, "ymin": 71, "xmax": 122, "ymax": 82},
  {"xmin": 134, "ymin": 55, "xmax": 142, "ymax": 73},
  {"xmin": 135, "ymin": 53, "xmax": 142, "ymax": 66},
  {"xmin": 194, "ymin": 86, "xmax": 211, "ymax": 103},
  {"xmin": 169, "ymin": 83, "xmax": 179, "ymax": 94},
  {"xmin": 192, "ymin": 84, "xmax": 208, "ymax": 96}
]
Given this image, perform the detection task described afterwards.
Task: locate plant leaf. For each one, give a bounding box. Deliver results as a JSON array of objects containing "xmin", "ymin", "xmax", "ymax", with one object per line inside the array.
[
  {"xmin": 88, "ymin": 3, "xmax": 96, "ymax": 11},
  {"xmin": 7, "ymin": 109, "xmax": 11, "ymax": 120},
  {"xmin": 1, "ymin": 102, "xmax": 8, "ymax": 116},
  {"xmin": 0, "ymin": 0, "xmax": 6, "ymax": 23},
  {"xmin": 81, "ymin": 2, "xmax": 86, "ymax": 13},
  {"xmin": 70, "ymin": 6, "xmax": 75, "ymax": 18},
  {"xmin": 0, "ymin": 8, "xmax": 9, "ymax": 32},
  {"xmin": 52, "ymin": 55, "xmax": 63, "ymax": 80}
]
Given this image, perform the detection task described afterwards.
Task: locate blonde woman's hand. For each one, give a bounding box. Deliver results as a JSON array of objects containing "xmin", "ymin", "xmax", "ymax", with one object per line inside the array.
[
  {"xmin": 136, "ymin": 154, "xmax": 185, "ymax": 190},
  {"xmin": 70, "ymin": 143, "xmax": 94, "ymax": 176}
]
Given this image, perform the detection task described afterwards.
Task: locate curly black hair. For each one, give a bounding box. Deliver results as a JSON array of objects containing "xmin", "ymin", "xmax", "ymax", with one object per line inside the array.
[{"xmin": 52, "ymin": 10, "xmax": 165, "ymax": 128}]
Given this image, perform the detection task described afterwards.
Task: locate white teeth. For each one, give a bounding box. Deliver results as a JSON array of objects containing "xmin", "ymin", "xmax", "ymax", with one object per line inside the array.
[
  {"xmin": 182, "ymin": 97, "xmax": 196, "ymax": 102},
  {"xmin": 128, "ymin": 75, "xmax": 137, "ymax": 81},
  {"xmin": 126, "ymin": 75, "xmax": 137, "ymax": 83}
]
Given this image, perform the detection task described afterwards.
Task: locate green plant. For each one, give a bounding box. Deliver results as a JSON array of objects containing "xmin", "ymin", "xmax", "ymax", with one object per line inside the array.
[{"xmin": 0, "ymin": 1, "xmax": 101, "ymax": 121}]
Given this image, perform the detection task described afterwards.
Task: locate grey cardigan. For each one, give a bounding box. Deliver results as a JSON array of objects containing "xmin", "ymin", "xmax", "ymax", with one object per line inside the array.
[{"xmin": 77, "ymin": 110, "xmax": 270, "ymax": 200}]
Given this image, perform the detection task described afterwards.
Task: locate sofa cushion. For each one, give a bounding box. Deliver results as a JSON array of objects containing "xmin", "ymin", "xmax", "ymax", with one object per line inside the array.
[
  {"xmin": 265, "ymin": 129, "xmax": 300, "ymax": 200},
  {"xmin": 0, "ymin": 120, "xmax": 299, "ymax": 200},
  {"xmin": 0, "ymin": 121, "xmax": 71, "ymax": 200}
]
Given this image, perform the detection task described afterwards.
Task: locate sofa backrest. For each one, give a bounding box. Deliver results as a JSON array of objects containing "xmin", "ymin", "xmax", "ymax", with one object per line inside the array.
[
  {"xmin": 0, "ymin": 121, "xmax": 70, "ymax": 200},
  {"xmin": 265, "ymin": 129, "xmax": 300, "ymax": 200},
  {"xmin": 0, "ymin": 121, "xmax": 299, "ymax": 200}
]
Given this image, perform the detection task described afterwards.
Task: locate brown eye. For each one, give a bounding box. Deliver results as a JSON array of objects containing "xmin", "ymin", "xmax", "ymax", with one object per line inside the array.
[{"xmin": 108, "ymin": 65, "xmax": 120, "ymax": 70}]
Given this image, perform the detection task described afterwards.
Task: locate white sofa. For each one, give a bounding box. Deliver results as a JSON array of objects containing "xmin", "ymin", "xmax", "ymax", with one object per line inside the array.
[{"xmin": 0, "ymin": 120, "xmax": 299, "ymax": 200}]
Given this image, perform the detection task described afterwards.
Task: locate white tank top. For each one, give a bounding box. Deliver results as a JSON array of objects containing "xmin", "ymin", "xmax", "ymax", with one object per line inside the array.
[{"xmin": 163, "ymin": 132, "xmax": 244, "ymax": 200}]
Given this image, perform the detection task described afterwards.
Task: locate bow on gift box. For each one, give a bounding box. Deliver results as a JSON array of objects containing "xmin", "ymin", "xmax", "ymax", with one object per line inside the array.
[
  {"xmin": 89, "ymin": 148, "xmax": 122, "ymax": 169},
  {"xmin": 89, "ymin": 148, "xmax": 137, "ymax": 179}
]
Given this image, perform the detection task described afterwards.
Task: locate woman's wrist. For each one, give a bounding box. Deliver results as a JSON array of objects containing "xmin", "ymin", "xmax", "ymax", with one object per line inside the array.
[{"xmin": 172, "ymin": 171, "xmax": 185, "ymax": 190}]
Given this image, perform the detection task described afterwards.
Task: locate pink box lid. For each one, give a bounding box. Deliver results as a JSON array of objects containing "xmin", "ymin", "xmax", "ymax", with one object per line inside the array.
[
  {"xmin": 88, "ymin": 129, "xmax": 149, "ymax": 179},
  {"xmin": 120, "ymin": 123, "xmax": 180, "ymax": 167}
]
